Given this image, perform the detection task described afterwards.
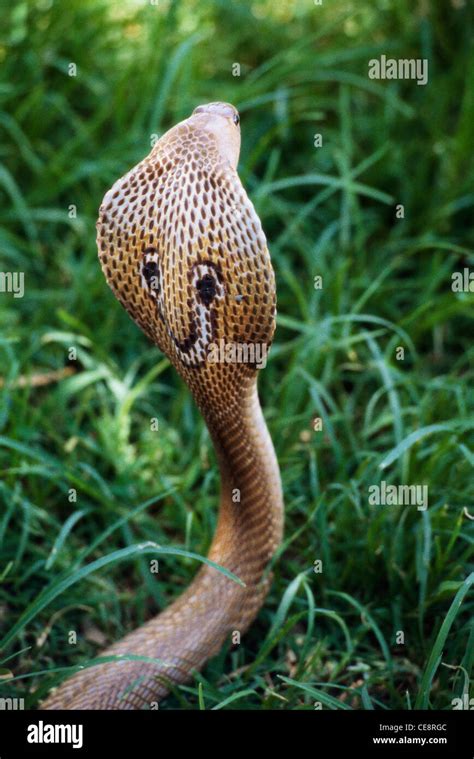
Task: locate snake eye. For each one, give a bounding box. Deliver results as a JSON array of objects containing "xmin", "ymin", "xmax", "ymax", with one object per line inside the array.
[
  {"xmin": 196, "ymin": 273, "xmax": 217, "ymax": 306},
  {"xmin": 233, "ymin": 113, "xmax": 240, "ymax": 126}
]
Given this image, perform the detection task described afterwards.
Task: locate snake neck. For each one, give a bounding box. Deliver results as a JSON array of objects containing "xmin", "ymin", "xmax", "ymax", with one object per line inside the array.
[{"xmin": 198, "ymin": 375, "xmax": 283, "ymax": 586}]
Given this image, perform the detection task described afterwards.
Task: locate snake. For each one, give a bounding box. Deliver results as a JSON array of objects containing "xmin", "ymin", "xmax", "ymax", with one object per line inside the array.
[{"xmin": 42, "ymin": 102, "xmax": 284, "ymax": 709}]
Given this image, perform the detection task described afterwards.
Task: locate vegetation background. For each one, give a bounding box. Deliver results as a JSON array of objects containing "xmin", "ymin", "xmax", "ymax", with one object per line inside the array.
[{"xmin": 0, "ymin": 0, "xmax": 473, "ymax": 710}]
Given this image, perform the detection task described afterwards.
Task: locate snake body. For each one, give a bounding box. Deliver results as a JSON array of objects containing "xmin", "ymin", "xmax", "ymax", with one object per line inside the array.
[{"xmin": 42, "ymin": 103, "xmax": 283, "ymax": 709}]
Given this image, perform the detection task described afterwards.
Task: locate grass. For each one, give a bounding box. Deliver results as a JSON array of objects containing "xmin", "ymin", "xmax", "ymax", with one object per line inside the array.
[{"xmin": 0, "ymin": 0, "xmax": 473, "ymax": 710}]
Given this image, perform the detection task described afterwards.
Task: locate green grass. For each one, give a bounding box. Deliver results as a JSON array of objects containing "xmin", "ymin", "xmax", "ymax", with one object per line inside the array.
[{"xmin": 0, "ymin": 0, "xmax": 473, "ymax": 710}]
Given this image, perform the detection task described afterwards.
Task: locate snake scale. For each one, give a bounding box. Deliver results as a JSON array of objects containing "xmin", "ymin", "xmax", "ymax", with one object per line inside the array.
[{"xmin": 42, "ymin": 102, "xmax": 284, "ymax": 709}]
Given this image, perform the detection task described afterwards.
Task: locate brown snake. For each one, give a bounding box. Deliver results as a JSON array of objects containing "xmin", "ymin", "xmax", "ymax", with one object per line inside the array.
[{"xmin": 42, "ymin": 102, "xmax": 283, "ymax": 709}]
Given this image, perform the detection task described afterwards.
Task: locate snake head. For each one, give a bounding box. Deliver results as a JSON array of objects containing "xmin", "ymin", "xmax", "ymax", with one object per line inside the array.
[{"xmin": 97, "ymin": 103, "xmax": 276, "ymax": 391}]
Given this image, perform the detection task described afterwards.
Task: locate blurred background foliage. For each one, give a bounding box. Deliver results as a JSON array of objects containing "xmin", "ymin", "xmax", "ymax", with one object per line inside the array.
[{"xmin": 0, "ymin": 0, "xmax": 473, "ymax": 710}]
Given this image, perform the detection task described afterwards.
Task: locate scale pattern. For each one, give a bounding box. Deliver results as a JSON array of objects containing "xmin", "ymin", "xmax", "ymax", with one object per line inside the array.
[{"xmin": 42, "ymin": 104, "xmax": 283, "ymax": 709}]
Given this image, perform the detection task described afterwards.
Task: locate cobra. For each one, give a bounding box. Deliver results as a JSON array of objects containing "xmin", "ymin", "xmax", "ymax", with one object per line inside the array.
[{"xmin": 42, "ymin": 102, "xmax": 284, "ymax": 709}]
